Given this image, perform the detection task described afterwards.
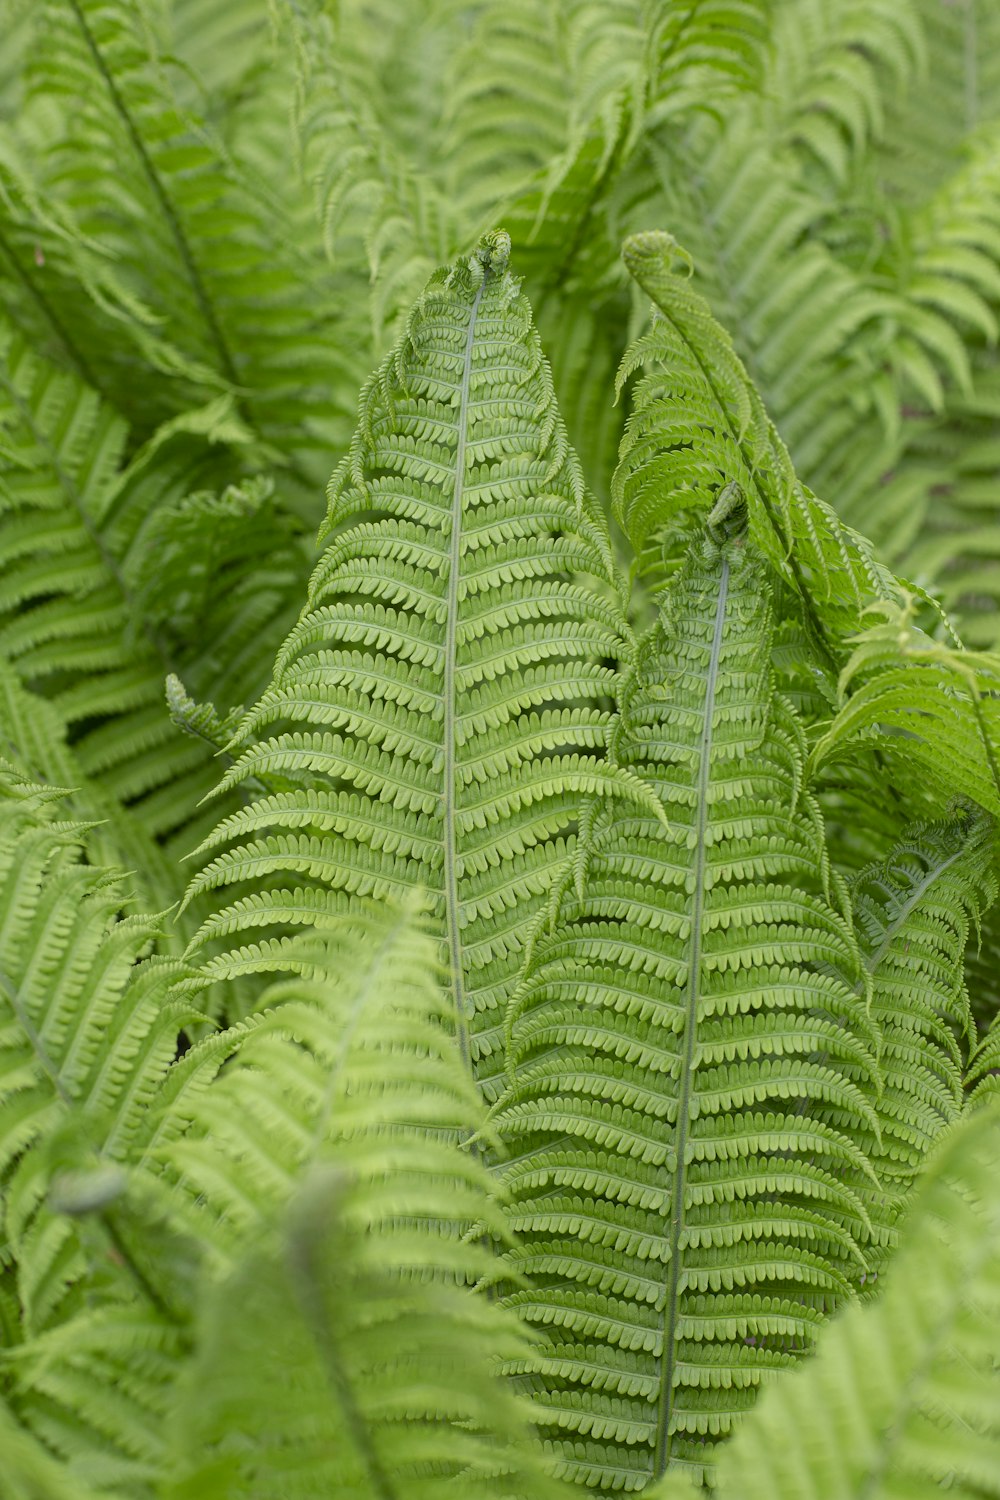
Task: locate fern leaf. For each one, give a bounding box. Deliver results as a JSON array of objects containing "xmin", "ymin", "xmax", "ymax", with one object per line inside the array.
[
  {"xmin": 850, "ymin": 814, "xmax": 996, "ymax": 1256},
  {"xmin": 0, "ymin": 323, "xmax": 310, "ymax": 877},
  {"xmin": 968, "ymin": 1013, "xmax": 1000, "ymax": 1106},
  {"xmin": 616, "ymin": 230, "xmax": 898, "ymax": 651},
  {"xmin": 183, "ymin": 236, "xmax": 645, "ymax": 1099},
  {"xmin": 0, "ymin": 1390, "xmax": 116, "ymax": 1500},
  {"xmin": 280, "ymin": 0, "xmax": 462, "ymax": 349},
  {"xmin": 0, "ymin": 767, "xmax": 198, "ymax": 1333},
  {"xmin": 159, "ymin": 903, "xmax": 564, "ymax": 1500},
  {"xmin": 10, "ymin": 0, "xmax": 360, "ymax": 492},
  {"xmin": 761, "ymin": 0, "xmax": 924, "ymax": 186},
  {"xmin": 494, "ymin": 523, "xmax": 880, "ymax": 1487},
  {"xmin": 712, "ymin": 1101, "xmax": 1000, "ymax": 1500},
  {"xmin": 811, "ymin": 594, "xmax": 1000, "ymax": 817}
]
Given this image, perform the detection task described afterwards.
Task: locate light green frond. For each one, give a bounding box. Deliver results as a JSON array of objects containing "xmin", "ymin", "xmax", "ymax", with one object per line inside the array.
[
  {"xmin": 494, "ymin": 525, "xmax": 880, "ymax": 1489},
  {"xmin": 712, "ymin": 1101, "xmax": 1000, "ymax": 1500},
  {"xmin": 645, "ymin": 0, "xmax": 771, "ymax": 122},
  {"xmin": 968, "ymin": 1011, "xmax": 1000, "ymax": 1105},
  {"xmin": 869, "ymin": 123, "xmax": 1000, "ymax": 410},
  {"xmin": 159, "ymin": 902, "xmax": 564, "ymax": 1500},
  {"xmin": 183, "ymin": 238, "xmax": 637, "ymax": 1100},
  {"xmin": 0, "ymin": 662, "xmax": 177, "ymax": 913},
  {"xmin": 0, "ymin": 768, "xmax": 198, "ymax": 1334},
  {"xmin": 0, "ymin": 324, "xmax": 313, "ymax": 880},
  {"xmin": 811, "ymin": 594, "xmax": 1000, "ymax": 817},
  {"xmin": 0, "ymin": 1390, "xmax": 117, "ymax": 1500},
  {"xmin": 850, "ymin": 815, "xmax": 996, "ymax": 1255},
  {"xmin": 761, "ymin": 0, "xmax": 924, "ymax": 187},
  {"xmin": 279, "ymin": 0, "xmax": 462, "ymax": 349},
  {"xmin": 615, "ymin": 230, "xmax": 898, "ymax": 652},
  {"xmin": 872, "ymin": 0, "xmax": 1000, "ymax": 206}
]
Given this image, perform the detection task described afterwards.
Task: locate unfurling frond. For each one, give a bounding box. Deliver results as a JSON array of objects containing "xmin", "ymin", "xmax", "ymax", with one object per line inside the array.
[
  {"xmin": 183, "ymin": 236, "xmax": 645, "ymax": 1101},
  {"xmin": 494, "ymin": 524, "xmax": 880, "ymax": 1489},
  {"xmin": 616, "ymin": 230, "xmax": 897, "ymax": 653}
]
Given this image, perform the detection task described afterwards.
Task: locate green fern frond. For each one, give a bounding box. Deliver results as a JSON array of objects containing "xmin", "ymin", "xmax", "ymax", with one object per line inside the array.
[
  {"xmin": 158, "ymin": 902, "xmax": 564, "ymax": 1500},
  {"xmin": 160, "ymin": 901, "xmax": 500, "ymax": 1260},
  {"xmin": 871, "ymin": 0, "xmax": 1000, "ymax": 207},
  {"xmin": 10, "ymin": 0, "xmax": 359, "ymax": 493},
  {"xmin": 811, "ymin": 593, "xmax": 1000, "ymax": 817},
  {"xmin": 280, "ymin": 0, "xmax": 462, "ymax": 349},
  {"xmin": 712, "ymin": 1100, "xmax": 1000, "ymax": 1500},
  {"xmin": 182, "ymin": 237, "xmax": 650, "ymax": 1098},
  {"xmin": 850, "ymin": 815, "xmax": 996, "ymax": 1254},
  {"xmin": 0, "ymin": 323, "xmax": 312, "ymax": 876},
  {"xmin": 761, "ymin": 0, "xmax": 924, "ymax": 187},
  {"xmin": 615, "ymin": 230, "xmax": 897, "ymax": 651},
  {"xmin": 0, "ymin": 661, "xmax": 177, "ymax": 911},
  {"xmin": 0, "ymin": 768, "xmax": 197, "ymax": 1334},
  {"xmin": 494, "ymin": 524, "xmax": 880, "ymax": 1488},
  {"xmin": 0, "ymin": 1390, "xmax": 115, "ymax": 1500}
]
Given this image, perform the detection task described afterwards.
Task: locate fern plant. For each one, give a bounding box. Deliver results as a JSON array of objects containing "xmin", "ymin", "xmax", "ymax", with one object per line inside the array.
[{"xmin": 0, "ymin": 5, "xmax": 999, "ymax": 1498}]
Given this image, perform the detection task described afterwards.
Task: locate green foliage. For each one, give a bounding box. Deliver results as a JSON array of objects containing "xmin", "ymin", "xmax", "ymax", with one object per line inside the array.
[
  {"xmin": 181, "ymin": 234, "xmax": 659, "ymax": 1088},
  {"xmin": 712, "ymin": 1099, "xmax": 1000, "ymax": 1500},
  {"xmin": 496, "ymin": 525, "xmax": 881, "ymax": 1487},
  {"xmin": 160, "ymin": 905, "xmax": 566, "ymax": 1500},
  {"xmin": 0, "ymin": 4, "xmax": 998, "ymax": 1498}
]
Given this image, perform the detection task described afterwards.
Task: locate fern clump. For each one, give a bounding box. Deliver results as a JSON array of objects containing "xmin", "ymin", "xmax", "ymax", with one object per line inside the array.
[{"xmin": 0, "ymin": 6, "xmax": 999, "ymax": 1497}]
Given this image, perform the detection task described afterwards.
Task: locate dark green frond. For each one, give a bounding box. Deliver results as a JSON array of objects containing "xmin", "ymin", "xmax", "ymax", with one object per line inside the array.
[{"xmin": 495, "ymin": 526, "xmax": 880, "ymax": 1488}]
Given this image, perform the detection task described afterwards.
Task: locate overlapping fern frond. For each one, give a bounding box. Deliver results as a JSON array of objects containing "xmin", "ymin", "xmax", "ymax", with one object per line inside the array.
[
  {"xmin": 495, "ymin": 520, "xmax": 881, "ymax": 1489},
  {"xmin": 811, "ymin": 594, "xmax": 1000, "ymax": 818},
  {"xmin": 0, "ymin": 764, "xmax": 210, "ymax": 1496},
  {"xmin": 5, "ymin": 0, "xmax": 360, "ymax": 498},
  {"xmin": 183, "ymin": 235, "xmax": 664, "ymax": 1097},
  {"xmin": 158, "ymin": 903, "xmax": 566, "ymax": 1500},
  {"xmin": 710, "ymin": 1101, "xmax": 1000, "ymax": 1500},
  {"xmin": 615, "ymin": 231, "xmax": 896, "ymax": 651},
  {"xmin": 0, "ymin": 766, "xmax": 196, "ymax": 1333},
  {"xmin": 850, "ymin": 815, "xmax": 995, "ymax": 1256},
  {"xmin": 0, "ymin": 324, "xmax": 305, "ymax": 884}
]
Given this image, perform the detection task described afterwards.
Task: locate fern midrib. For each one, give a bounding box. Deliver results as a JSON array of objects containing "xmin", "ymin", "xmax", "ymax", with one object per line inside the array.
[
  {"xmin": 653, "ymin": 553, "xmax": 729, "ymax": 1478},
  {"xmin": 442, "ymin": 271, "xmax": 488, "ymax": 1078}
]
